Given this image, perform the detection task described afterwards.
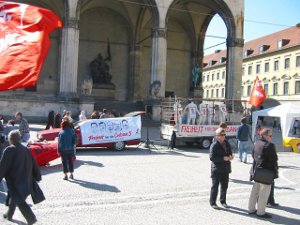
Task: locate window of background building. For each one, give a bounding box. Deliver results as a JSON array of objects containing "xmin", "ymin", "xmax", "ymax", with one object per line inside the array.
[
  {"xmin": 284, "ymin": 58, "xmax": 290, "ymax": 69},
  {"xmin": 295, "ymin": 81, "xmax": 300, "ymax": 94},
  {"xmin": 242, "ymin": 67, "xmax": 245, "ymax": 76},
  {"xmin": 283, "ymin": 82, "xmax": 289, "ymax": 95},
  {"xmin": 211, "ymin": 89, "xmax": 214, "ymax": 98},
  {"xmin": 247, "ymin": 85, "xmax": 251, "ymax": 96},
  {"xmin": 256, "ymin": 64, "xmax": 260, "ymax": 74},
  {"xmin": 207, "ymin": 75, "xmax": 209, "ymax": 82},
  {"xmin": 263, "ymin": 84, "xmax": 268, "ymax": 96},
  {"xmin": 217, "ymin": 72, "xmax": 220, "ymax": 80},
  {"xmin": 274, "ymin": 60, "xmax": 279, "ymax": 71},
  {"xmin": 221, "ymin": 88, "xmax": 225, "ymax": 97},
  {"xmin": 273, "ymin": 83, "xmax": 278, "ymax": 95},
  {"xmin": 296, "ymin": 55, "xmax": 300, "ymax": 67},
  {"xmin": 265, "ymin": 62, "xmax": 269, "ymax": 72},
  {"xmin": 203, "ymin": 75, "xmax": 205, "ymax": 82},
  {"xmin": 241, "ymin": 86, "xmax": 244, "ymax": 97},
  {"xmin": 206, "ymin": 90, "xmax": 209, "ymax": 98},
  {"xmin": 216, "ymin": 89, "xmax": 219, "ymax": 98},
  {"xmin": 222, "ymin": 71, "xmax": 225, "ymax": 79},
  {"xmin": 212, "ymin": 74, "xmax": 215, "ymax": 81},
  {"xmin": 248, "ymin": 65, "xmax": 252, "ymax": 75}
]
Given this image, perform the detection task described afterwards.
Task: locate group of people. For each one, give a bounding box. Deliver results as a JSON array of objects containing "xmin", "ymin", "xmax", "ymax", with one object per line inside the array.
[
  {"xmin": 210, "ymin": 118, "xmax": 279, "ymax": 219},
  {"xmin": 45, "ymin": 108, "xmax": 120, "ymax": 130},
  {"xmin": 173, "ymin": 100, "xmax": 228, "ymax": 126},
  {"xmin": 0, "ymin": 110, "xmax": 78, "ymax": 224}
]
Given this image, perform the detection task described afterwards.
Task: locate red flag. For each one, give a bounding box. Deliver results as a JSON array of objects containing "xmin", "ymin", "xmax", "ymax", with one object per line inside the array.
[
  {"xmin": 249, "ymin": 76, "xmax": 266, "ymax": 107},
  {"xmin": 0, "ymin": 1, "xmax": 62, "ymax": 91}
]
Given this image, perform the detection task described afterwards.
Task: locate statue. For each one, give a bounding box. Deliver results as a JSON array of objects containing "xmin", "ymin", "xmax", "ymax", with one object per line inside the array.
[
  {"xmin": 192, "ymin": 64, "xmax": 202, "ymax": 89},
  {"xmin": 89, "ymin": 53, "xmax": 113, "ymax": 85},
  {"xmin": 81, "ymin": 76, "xmax": 93, "ymax": 95},
  {"xmin": 149, "ymin": 80, "xmax": 161, "ymax": 98},
  {"xmin": 183, "ymin": 99, "xmax": 200, "ymax": 125}
]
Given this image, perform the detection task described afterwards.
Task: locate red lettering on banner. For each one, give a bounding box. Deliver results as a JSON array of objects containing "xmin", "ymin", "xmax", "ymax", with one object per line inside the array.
[
  {"xmin": 225, "ymin": 126, "xmax": 238, "ymax": 133},
  {"xmin": 114, "ymin": 131, "xmax": 132, "ymax": 138},
  {"xmin": 180, "ymin": 125, "xmax": 201, "ymax": 133},
  {"xmin": 88, "ymin": 135, "xmax": 105, "ymax": 141}
]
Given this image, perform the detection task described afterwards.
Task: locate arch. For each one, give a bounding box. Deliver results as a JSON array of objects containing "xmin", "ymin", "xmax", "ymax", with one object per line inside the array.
[{"xmin": 77, "ymin": 6, "xmax": 131, "ymax": 101}]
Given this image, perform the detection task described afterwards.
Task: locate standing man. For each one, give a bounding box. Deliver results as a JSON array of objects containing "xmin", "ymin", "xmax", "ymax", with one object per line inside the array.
[
  {"xmin": 237, "ymin": 117, "xmax": 250, "ymax": 163},
  {"xmin": 209, "ymin": 128, "xmax": 233, "ymax": 209},
  {"xmin": 0, "ymin": 130, "xmax": 41, "ymax": 224},
  {"xmin": 15, "ymin": 112, "xmax": 30, "ymax": 142},
  {"xmin": 248, "ymin": 128, "xmax": 278, "ymax": 218}
]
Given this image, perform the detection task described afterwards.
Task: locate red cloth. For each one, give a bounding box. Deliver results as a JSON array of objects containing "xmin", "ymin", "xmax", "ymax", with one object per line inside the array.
[
  {"xmin": 249, "ymin": 76, "xmax": 266, "ymax": 107},
  {"xmin": 0, "ymin": 1, "xmax": 62, "ymax": 91}
]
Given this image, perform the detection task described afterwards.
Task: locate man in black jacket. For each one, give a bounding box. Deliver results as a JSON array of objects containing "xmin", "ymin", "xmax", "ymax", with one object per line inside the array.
[
  {"xmin": 248, "ymin": 128, "xmax": 278, "ymax": 219},
  {"xmin": 209, "ymin": 128, "xmax": 233, "ymax": 209},
  {"xmin": 0, "ymin": 130, "xmax": 41, "ymax": 224}
]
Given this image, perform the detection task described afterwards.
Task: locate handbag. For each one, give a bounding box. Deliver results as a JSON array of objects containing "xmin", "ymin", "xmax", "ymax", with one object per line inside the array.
[
  {"xmin": 31, "ymin": 180, "xmax": 46, "ymax": 204},
  {"xmin": 253, "ymin": 167, "xmax": 274, "ymax": 185}
]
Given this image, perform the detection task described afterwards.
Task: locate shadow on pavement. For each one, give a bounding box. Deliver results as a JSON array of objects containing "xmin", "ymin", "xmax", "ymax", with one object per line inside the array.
[
  {"xmin": 77, "ymin": 147, "xmax": 201, "ymax": 158},
  {"xmin": 69, "ymin": 179, "xmax": 121, "ymax": 193},
  {"xmin": 40, "ymin": 159, "xmax": 104, "ymax": 175},
  {"xmin": 229, "ymin": 178, "xmax": 253, "ymax": 185},
  {"xmin": 275, "ymin": 204, "xmax": 300, "ymax": 216},
  {"xmin": 279, "ymin": 165, "xmax": 300, "ymax": 170},
  {"xmin": 225, "ymin": 205, "xmax": 300, "ymax": 225}
]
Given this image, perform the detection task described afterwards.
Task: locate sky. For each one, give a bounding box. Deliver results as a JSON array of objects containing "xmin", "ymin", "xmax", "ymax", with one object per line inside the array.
[{"xmin": 204, "ymin": 0, "xmax": 300, "ymax": 54}]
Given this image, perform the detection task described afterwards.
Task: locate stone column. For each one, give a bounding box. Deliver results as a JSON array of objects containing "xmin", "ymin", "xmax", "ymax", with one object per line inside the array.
[
  {"xmin": 59, "ymin": 17, "xmax": 79, "ymax": 98},
  {"xmin": 150, "ymin": 27, "xmax": 167, "ymax": 98},
  {"xmin": 128, "ymin": 44, "xmax": 142, "ymax": 101},
  {"xmin": 226, "ymin": 37, "xmax": 244, "ymax": 111}
]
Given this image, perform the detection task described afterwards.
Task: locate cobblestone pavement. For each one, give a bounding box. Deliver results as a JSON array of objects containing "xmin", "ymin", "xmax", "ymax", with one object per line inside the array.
[{"xmin": 0, "ymin": 125, "xmax": 299, "ymax": 225}]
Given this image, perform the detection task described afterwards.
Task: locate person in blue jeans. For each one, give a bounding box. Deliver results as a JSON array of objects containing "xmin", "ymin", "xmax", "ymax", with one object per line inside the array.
[
  {"xmin": 58, "ymin": 120, "xmax": 77, "ymax": 180},
  {"xmin": 237, "ymin": 117, "xmax": 250, "ymax": 163}
]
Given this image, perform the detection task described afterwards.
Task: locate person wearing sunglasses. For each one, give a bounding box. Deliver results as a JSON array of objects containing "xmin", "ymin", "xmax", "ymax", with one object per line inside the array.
[
  {"xmin": 209, "ymin": 127, "xmax": 233, "ymax": 210},
  {"xmin": 248, "ymin": 128, "xmax": 278, "ymax": 219}
]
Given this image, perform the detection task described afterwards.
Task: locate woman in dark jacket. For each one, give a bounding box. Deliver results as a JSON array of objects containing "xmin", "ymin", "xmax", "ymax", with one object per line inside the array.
[
  {"xmin": 0, "ymin": 130, "xmax": 41, "ymax": 224},
  {"xmin": 58, "ymin": 120, "xmax": 77, "ymax": 180}
]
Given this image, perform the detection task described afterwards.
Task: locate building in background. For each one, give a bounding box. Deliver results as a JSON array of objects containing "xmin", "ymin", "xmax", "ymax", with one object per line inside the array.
[
  {"xmin": 0, "ymin": 0, "xmax": 244, "ymax": 121},
  {"xmin": 203, "ymin": 25, "xmax": 300, "ymax": 107}
]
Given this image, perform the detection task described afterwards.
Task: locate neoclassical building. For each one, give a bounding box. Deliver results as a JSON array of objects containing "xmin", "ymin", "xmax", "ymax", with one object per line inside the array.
[
  {"xmin": 202, "ymin": 25, "xmax": 300, "ymax": 107},
  {"xmin": 0, "ymin": 0, "xmax": 244, "ymax": 119}
]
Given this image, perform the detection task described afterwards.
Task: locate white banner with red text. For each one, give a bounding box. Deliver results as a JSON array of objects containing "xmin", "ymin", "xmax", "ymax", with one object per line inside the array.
[
  {"xmin": 178, "ymin": 125, "xmax": 239, "ymax": 137},
  {"xmin": 80, "ymin": 116, "xmax": 142, "ymax": 145}
]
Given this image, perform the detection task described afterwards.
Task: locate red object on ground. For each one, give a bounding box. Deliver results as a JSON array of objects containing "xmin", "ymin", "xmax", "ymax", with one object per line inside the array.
[
  {"xmin": 0, "ymin": 1, "xmax": 62, "ymax": 91},
  {"xmin": 28, "ymin": 141, "xmax": 60, "ymax": 166},
  {"xmin": 249, "ymin": 76, "xmax": 266, "ymax": 107}
]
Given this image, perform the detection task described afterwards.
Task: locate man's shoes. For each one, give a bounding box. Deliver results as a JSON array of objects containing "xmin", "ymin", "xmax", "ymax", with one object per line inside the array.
[
  {"xmin": 69, "ymin": 174, "xmax": 74, "ymax": 180},
  {"xmin": 28, "ymin": 217, "xmax": 37, "ymax": 225},
  {"xmin": 267, "ymin": 202, "xmax": 279, "ymax": 207},
  {"xmin": 211, "ymin": 204, "xmax": 220, "ymax": 210},
  {"xmin": 63, "ymin": 175, "xmax": 68, "ymax": 180},
  {"xmin": 3, "ymin": 213, "xmax": 12, "ymax": 221},
  {"xmin": 221, "ymin": 203, "xmax": 229, "ymax": 209},
  {"xmin": 257, "ymin": 213, "xmax": 272, "ymax": 219},
  {"xmin": 248, "ymin": 210, "xmax": 257, "ymax": 215}
]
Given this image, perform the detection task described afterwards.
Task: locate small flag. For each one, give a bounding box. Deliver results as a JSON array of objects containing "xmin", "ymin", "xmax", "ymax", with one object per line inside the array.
[
  {"xmin": 249, "ymin": 76, "xmax": 266, "ymax": 107},
  {"xmin": 0, "ymin": 1, "xmax": 62, "ymax": 91}
]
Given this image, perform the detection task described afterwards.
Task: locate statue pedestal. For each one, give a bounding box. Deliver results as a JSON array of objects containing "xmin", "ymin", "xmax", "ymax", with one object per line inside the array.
[
  {"xmin": 192, "ymin": 88, "xmax": 203, "ymax": 98},
  {"xmin": 92, "ymin": 84, "xmax": 115, "ymax": 100}
]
